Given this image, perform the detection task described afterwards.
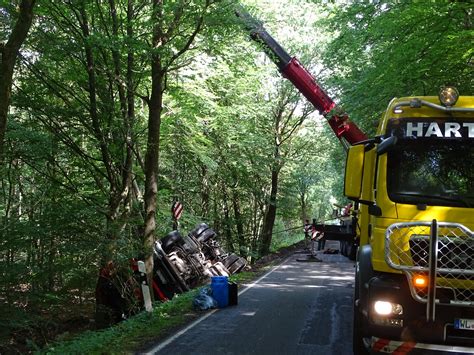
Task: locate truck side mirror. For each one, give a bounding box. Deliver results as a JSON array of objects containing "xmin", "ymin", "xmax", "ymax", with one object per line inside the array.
[
  {"xmin": 377, "ymin": 135, "xmax": 397, "ymax": 155},
  {"xmin": 344, "ymin": 144, "xmax": 365, "ymax": 200}
]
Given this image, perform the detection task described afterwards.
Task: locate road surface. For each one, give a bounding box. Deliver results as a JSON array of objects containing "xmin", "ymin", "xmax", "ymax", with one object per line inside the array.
[{"xmin": 145, "ymin": 241, "xmax": 355, "ymax": 355}]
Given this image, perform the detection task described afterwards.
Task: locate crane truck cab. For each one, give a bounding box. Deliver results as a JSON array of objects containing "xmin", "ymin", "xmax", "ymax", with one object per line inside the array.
[{"xmin": 346, "ymin": 88, "xmax": 474, "ymax": 354}]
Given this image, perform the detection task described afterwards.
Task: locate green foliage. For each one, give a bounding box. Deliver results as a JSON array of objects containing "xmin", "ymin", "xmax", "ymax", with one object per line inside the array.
[
  {"xmin": 319, "ymin": 1, "xmax": 473, "ymax": 134},
  {"xmin": 269, "ymin": 218, "xmax": 302, "ymax": 252}
]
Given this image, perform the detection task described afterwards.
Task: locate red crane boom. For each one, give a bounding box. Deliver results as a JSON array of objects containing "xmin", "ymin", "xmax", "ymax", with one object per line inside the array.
[{"xmin": 236, "ymin": 8, "xmax": 367, "ymax": 145}]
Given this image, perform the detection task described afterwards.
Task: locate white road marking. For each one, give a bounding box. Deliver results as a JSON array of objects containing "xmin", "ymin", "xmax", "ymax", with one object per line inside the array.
[{"xmin": 144, "ymin": 256, "xmax": 292, "ymax": 354}]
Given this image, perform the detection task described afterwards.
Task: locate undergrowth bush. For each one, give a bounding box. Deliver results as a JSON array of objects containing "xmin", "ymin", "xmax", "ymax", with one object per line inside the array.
[{"xmin": 44, "ymin": 289, "xmax": 199, "ymax": 354}]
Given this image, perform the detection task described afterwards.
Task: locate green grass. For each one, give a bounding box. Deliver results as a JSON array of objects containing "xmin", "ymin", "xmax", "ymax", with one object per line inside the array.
[{"xmin": 43, "ymin": 289, "xmax": 200, "ymax": 354}]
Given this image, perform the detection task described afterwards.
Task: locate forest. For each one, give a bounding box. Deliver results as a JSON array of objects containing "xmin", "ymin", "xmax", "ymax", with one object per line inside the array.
[{"xmin": 0, "ymin": 0, "xmax": 472, "ymax": 352}]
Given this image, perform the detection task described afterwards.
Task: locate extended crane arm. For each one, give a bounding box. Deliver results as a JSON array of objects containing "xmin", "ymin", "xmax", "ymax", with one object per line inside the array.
[{"xmin": 235, "ymin": 7, "xmax": 367, "ymax": 145}]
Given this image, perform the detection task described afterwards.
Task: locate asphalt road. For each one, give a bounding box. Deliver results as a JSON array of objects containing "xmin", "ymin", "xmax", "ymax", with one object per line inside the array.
[{"xmin": 145, "ymin": 241, "xmax": 355, "ymax": 355}]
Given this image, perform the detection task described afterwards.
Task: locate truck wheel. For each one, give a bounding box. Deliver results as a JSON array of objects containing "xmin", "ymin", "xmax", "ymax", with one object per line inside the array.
[
  {"xmin": 189, "ymin": 223, "xmax": 209, "ymax": 239},
  {"xmin": 223, "ymin": 253, "xmax": 239, "ymax": 268},
  {"xmin": 227, "ymin": 257, "xmax": 246, "ymax": 274},
  {"xmin": 161, "ymin": 231, "xmax": 183, "ymax": 254},
  {"xmin": 196, "ymin": 228, "xmax": 216, "ymax": 243},
  {"xmin": 353, "ymin": 305, "xmax": 369, "ymax": 354},
  {"xmin": 353, "ymin": 271, "xmax": 369, "ymax": 355}
]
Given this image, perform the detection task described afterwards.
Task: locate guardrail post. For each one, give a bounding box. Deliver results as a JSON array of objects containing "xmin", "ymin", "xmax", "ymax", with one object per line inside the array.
[{"xmin": 138, "ymin": 260, "xmax": 153, "ymax": 312}]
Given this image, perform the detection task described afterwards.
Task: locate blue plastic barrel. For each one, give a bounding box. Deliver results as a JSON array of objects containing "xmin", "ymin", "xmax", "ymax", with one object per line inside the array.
[{"xmin": 211, "ymin": 276, "xmax": 229, "ymax": 308}]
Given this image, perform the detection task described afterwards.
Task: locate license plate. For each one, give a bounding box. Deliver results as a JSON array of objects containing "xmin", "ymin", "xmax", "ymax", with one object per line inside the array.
[{"xmin": 454, "ymin": 318, "xmax": 474, "ymax": 330}]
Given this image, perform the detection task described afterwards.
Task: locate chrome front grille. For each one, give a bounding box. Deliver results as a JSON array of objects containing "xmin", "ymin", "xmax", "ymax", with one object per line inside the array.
[
  {"xmin": 385, "ymin": 221, "xmax": 474, "ymax": 306},
  {"xmin": 409, "ymin": 237, "xmax": 474, "ymax": 272}
]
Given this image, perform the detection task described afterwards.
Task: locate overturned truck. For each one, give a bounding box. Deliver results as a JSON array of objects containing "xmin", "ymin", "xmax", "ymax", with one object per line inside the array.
[
  {"xmin": 154, "ymin": 223, "xmax": 247, "ymax": 296},
  {"xmin": 95, "ymin": 223, "xmax": 247, "ymax": 327}
]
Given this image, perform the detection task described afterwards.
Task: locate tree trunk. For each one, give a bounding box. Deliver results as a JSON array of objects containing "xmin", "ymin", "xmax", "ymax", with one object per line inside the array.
[
  {"xmin": 200, "ymin": 166, "xmax": 210, "ymax": 218},
  {"xmin": 123, "ymin": 0, "xmax": 136, "ymax": 220},
  {"xmin": 232, "ymin": 190, "xmax": 245, "ymax": 255},
  {"xmin": 78, "ymin": 3, "xmax": 119, "ymax": 261},
  {"xmin": 259, "ymin": 167, "xmax": 280, "ymax": 256},
  {"xmin": 300, "ymin": 191, "xmax": 308, "ymax": 223},
  {"xmin": 250, "ymin": 193, "xmax": 264, "ymax": 261},
  {"xmin": 222, "ymin": 188, "xmax": 234, "ymax": 252},
  {"xmin": 143, "ymin": 82, "xmax": 162, "ymax": 282},
  {"xmin": 0, "ymin": 0, "xmax": 35, "ymax": 160},
  {"xmin": 143, "ymin": 0, "xmax": 164, "ymax": 286},
  {"xmin": 109, "ymin": 0, "xmax": 135, "ymax": 227}
]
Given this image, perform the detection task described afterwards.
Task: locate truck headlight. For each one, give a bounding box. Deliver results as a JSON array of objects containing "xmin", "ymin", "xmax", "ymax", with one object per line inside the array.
[
  {"xmin": 373, "ymin": 300, "xmax": 403, "ymax": 316},
  {"xmin": 439, "ymin": 86, "xmax": 459, "ymax": 107}
]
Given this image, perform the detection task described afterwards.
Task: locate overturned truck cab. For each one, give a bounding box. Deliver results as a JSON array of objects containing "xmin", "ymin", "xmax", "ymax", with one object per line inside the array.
[
  {"xmin": 154, "ymin": 223, "xmax": 247, "ymax": 298},
  {"xmin": 95, "ymin": 223, "xmax": 246, "ymax": 328}
]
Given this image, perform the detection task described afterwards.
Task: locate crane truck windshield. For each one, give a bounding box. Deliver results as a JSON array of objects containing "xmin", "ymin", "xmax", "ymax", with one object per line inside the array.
[{"xmin": 386, "ymin": 124, "xmax": 474, "ymax": 208}]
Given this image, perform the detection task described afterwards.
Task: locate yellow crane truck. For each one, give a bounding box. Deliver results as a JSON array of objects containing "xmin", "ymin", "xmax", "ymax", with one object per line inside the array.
[
  {"xmin": 237, "ymin": 7, "xmax": 474, "ymax": 353},
  {"xmin": 346, "ymin": 89, "xmax": 474, "ymax": 354}
]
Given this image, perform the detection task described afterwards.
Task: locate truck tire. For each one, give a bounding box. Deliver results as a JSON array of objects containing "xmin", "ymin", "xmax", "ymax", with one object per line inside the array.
[
  {"xmin": 353, "ymin": 304, "xmax": 369, "ymax": 354},
  {"xmin": 196, "ymin": 228, "xmax": 216, "ymax": 243},
  {"xmin": 227, "ymin": 257, "xmax": 246, "ymax": 274},
  {"xmin": 223, "ymin": 253, "xmax": 239, "ymax": 268},
  {"xmin": 161, "ymin": 231, "xmax": 184, "ymax": 254},
  {"xmin": 353, "ymin": 245, "xmax": 374, "ymax": 354},
  {"xmin": 189, "ymin": 223, "xmax": 209, "ymax": 239},
  {"xmin": 353, "ymin": 274, "xmax": 369, "ymax": 355}
]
